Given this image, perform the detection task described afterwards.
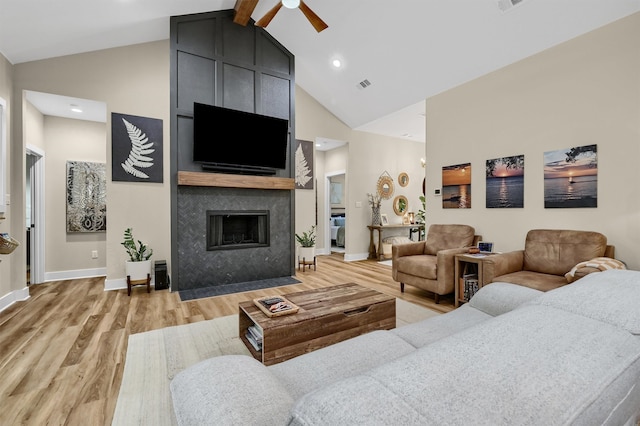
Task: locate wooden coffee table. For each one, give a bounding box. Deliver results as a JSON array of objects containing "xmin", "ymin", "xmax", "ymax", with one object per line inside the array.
[{"xmin": 239, "ymin": 283, "xmax": 395, "ymax": 365}]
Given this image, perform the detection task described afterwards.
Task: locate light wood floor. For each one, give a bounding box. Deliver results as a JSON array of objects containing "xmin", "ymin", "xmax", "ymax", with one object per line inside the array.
[{"xmin": 0, "ymin": 253, "xmax": 454, "ymax": 425}]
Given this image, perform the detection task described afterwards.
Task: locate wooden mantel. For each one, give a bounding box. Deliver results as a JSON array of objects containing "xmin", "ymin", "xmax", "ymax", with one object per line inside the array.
[{"xmin": 177, "ymin": 171, "xmax": 295, "ymax": 190}]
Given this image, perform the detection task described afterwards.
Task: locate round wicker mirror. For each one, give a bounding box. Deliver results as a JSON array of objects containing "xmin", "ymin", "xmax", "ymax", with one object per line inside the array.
[
  {"xmin": 398, "ymin": 172, "xmax": 409, "ymax": 187},
  {"xmin": 377, "ymin": 175, "xmax": 394, "ymax": 199},
  {"xmin": 393, "ymin": 195, "xmax": 408, "ymax": 216}
]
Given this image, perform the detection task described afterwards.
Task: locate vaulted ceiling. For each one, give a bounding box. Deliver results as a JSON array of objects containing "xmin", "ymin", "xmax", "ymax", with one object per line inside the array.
[{"xmin": 1, "ymin": 0, "xmax": 638, "ymax": 142}]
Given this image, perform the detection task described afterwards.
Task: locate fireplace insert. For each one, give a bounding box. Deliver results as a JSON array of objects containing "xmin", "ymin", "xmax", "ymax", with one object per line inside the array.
[{"xmin": 206, "ymin": 210, "xmax": 269, "ymax": 251}]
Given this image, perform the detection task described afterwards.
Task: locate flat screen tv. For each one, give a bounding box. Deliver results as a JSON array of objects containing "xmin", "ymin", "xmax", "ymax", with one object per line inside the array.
[{"xmin": 193, "ymin": 102, "xmax": 289, "ymax": 174}]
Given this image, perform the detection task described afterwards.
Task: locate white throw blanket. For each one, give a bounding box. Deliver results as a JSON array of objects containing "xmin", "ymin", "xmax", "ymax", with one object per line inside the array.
[{"xmin": 565, "ymin": 257, "xmax": 626, "ymax": 282}]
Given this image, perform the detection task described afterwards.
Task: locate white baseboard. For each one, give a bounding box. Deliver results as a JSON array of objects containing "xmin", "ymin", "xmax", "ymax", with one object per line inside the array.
[
  {"xmin": 0, "ymin": 287, "xmax": 30, "ymax": 313},
  {"xmin": 44, "ymin": 268, "xmax": 107, "ymax": 282},
  {"xmin": 344, "ymin": 252, "xmax": 368, "ymax": 262},
  {"xmin": 104, "ymin": 277, "xmax": 156, "ymax": 291}
]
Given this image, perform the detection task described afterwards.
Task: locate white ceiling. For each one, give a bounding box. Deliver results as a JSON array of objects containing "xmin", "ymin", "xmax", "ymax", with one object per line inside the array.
[{"xmin": 3, "ymin": 0, "xmax": 639, "ymax": 145}]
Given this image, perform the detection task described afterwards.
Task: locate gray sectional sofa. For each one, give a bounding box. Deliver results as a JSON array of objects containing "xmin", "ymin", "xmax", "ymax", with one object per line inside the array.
[{"xmin": 170, "ymin": 270, "xmax": 640, "ymax": 425}]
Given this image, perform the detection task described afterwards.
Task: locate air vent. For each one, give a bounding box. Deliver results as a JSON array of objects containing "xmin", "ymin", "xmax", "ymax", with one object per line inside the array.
[
  {"xmin": 497, "ymin": 0, "xmax": 525, "ymax": 12},
  {"xmin": 357, "ymin": 79, "xmax": 372, "ymax": 90}
]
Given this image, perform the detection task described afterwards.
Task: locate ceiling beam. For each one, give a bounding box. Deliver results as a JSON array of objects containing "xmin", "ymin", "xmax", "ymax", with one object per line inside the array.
[{"xmin": 234, "ymin": 0, "xmax": 259, "ymax": 26}]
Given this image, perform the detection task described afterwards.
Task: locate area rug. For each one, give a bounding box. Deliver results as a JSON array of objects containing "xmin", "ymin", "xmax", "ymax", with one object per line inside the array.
[
  {"xmin": 179, "ymin": 276, "xmax": 301, "ymax": 301},
  {"xmin": 112, "ymin": 298, "xmax": 439, "ymax": 426}
]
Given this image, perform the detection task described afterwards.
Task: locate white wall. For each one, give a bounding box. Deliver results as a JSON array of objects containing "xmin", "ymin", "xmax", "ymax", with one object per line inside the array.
[
  {"xmin": 43, "ymin": 116, "xmax": 106, "ymax": 276},
  {"xmin": 426, "ymin": 13, "xmax": 640, "ymax": 269},
  {"xmin": 12, "ymin": 41, "xmax": 170, "ymax": 288},
  {"xmin": 0, "ymin": 52, "xmax": 15, "ymax": 305},
  {"xmin": 295, "ymin": 87, "xmax": 426, "ymax": 260}
]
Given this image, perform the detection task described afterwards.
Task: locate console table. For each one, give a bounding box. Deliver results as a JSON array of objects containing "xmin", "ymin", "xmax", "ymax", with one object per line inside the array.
[{"xmin": 367, "ymin": 224, "xmax": 425, "ymax": 260}]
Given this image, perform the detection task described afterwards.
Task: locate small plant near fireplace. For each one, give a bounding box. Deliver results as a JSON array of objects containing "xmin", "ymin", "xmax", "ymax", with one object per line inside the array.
[
  {"xmin": 296, "ymin": 225, "xmax": 316, "ymax": 267},
  {"xmin": 122, "ymin": 228, "xmax": 153, "ymax": 261},
  {"xmin": 122, "ymin": 228, "xmax": 153, "ymax": 285},
  {"xmin": 295, "ymin": 225, "xmax": 316, "ymax": 248}
]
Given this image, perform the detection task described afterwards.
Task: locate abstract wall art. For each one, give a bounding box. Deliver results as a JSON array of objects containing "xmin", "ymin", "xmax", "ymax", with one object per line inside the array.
[{"xmin": 66, "ymin": 161, "xmax": 107, "ymax": 232}]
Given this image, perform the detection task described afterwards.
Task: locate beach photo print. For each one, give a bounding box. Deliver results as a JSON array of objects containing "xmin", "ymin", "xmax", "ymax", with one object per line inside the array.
[
  {"xmin": 543, "ymin": 144, "xmax": 597, "ymax": 208},
  {"xmin": 485, "ymin": 155, "xmax": 524, "ymax": 208}
]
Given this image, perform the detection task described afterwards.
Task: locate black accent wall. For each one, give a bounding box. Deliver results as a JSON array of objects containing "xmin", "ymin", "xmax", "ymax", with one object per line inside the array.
[{"xmin": 170, "ymin": 10, "xmax": 296, "ymax": 291}]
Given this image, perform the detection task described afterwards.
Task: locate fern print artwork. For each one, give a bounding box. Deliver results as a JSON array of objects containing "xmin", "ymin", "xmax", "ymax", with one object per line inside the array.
[
  {"xmin": 111, "ymin": 113, "xmax": 163, "ymax": 183},
  {"xmin": 295, "ymin": 140, "xmax": 314, "ymax": 189}
]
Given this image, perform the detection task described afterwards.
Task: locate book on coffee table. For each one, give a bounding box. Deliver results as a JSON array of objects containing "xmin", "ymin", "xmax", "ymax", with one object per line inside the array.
[{"xmin": 253, "ymin": 296, "xmax": 299, "ymax": 317}]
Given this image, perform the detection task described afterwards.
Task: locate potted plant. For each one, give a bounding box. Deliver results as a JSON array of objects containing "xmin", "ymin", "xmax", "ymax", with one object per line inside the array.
[
  {"xmin": 121, "ymin": 228, "xmax": 153, "ymax": 281},
  {"xmin": 295, "ymin": 225, "xmax": 316, "ymax": 263}
]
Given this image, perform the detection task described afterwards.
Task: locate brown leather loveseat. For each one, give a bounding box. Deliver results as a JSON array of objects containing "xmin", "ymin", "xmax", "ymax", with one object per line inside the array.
[{"xmin": 482, "ymin": 229, "xmax": 616, "ymax": 292}]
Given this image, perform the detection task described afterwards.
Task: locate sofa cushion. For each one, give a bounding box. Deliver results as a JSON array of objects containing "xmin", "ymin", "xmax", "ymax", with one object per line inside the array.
[
  {"xmin": 423, "ymin": 224, "xmax": 475, "ymax": 255},
  {"xmin": 170, "ymin": 355, "xmax": 293, "ymax": 426},
  {"xmin": 268, "ymin": 330, "xmax": 416, "ymax": 400},
  {"xmin": 392, "ymin": 304, "xmax": 491, "ymax": 348},
  {"xmin": 289, "ymin": 305, "xmax": 640, "ymax": 425},
  {"xmin": 468, "ymin": 282, "xmax": 543, "ymax": 316},
  {"xmin": 395, "ymin": 254, "xmax": 437, "ymax": 279},
  {"xmin": 494, "ymin": 270, "xmax": 568, "ymax": 292},
  {"xmin": 523, "ymin": 229, "xmax": 607, "ymax": 275},
  {"xmin": 528, "ymin": 269, "xmax": 640, "ymax": 335}
]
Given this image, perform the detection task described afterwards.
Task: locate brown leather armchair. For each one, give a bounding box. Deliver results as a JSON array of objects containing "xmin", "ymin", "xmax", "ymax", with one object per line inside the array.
[
  {"xmin": 392, "ymin": 224, "xmax": 480, "ymax": 303},
  {"xmin": 482, "ymin": 229, "xmax": 615, "ymax": 292}
]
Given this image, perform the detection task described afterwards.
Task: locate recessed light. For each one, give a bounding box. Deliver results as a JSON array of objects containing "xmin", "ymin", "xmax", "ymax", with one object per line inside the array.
[{"xmin": 332, "ymin": 58, "xmax": 342, "ymax": 68}]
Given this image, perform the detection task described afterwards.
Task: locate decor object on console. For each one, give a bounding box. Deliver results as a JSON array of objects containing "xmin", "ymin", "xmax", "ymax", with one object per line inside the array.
[
  {"xmin": 168, "ymin": 270, "xmax": 640, "ymax": 425},
  {"xmin": 121, "ymin": 228, "xmax": 153, "ymax": 295},
  {"xmin": 66, "ymin": 161, "xmax": 106, "ymax": 233},
  {"xmin": 392, "ymin": 224, "xmax": 480, "ymax": 303},
  {"xmin": 482, "ymin": 228, "xmax": 615, "ymax": 291},
  {"xmin": 111, "ymin": 113, "xmax": 163, "ymax": 183},
  {"xmin": 367, "ymin": 192, "xmax": 382, "ymax": 225}
]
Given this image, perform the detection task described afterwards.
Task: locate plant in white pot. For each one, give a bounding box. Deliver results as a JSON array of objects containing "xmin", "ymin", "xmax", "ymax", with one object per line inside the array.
[
  {"xmin": 295, "ymin": 225, "xmax": 316, "ymax": 265},
  {"xmin": 121, "ymin": 228, "xmax": 153, "ymax": 281}
]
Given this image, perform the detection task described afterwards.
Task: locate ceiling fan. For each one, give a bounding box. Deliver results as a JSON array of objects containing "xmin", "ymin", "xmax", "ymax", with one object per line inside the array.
[{"xmin": 233, "ymin": 0, "xmax": 328, "ymax": 33}]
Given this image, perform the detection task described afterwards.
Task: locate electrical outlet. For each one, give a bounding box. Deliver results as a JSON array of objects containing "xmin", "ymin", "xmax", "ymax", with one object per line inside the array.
[
  {"xmin": 91, "ymin": 250, "xmax": 98, "ymax": 259},
  {"xmin": 355, "ymin": 201, "xmax": 362, "ymax": 208}
]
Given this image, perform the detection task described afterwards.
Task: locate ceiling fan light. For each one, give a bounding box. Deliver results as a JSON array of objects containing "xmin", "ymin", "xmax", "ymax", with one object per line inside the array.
[{"xmin": 281, "ymin": 0, "xmax": 300, "ymax": 9}]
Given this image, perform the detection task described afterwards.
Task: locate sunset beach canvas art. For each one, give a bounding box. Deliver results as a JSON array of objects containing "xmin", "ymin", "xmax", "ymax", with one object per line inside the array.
[
  {"xmin": 442, "ymin": 163, "xmax": 471, "ymax": 209},
  {"xmin": 486, "ymin": 155, "xmax": 524, "ymax": 208},
  {"xmin": 543, "ymin": 144, "xmax": 597, "ymax": 208}
]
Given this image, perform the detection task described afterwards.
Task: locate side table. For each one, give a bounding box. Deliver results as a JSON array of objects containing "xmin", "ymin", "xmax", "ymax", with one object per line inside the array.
[
  {"xmin": 454, "ymin": 254, "xmax": 495, "ymax": 307},
  {"xmin": 367, "ymin": 224, "xmax": 425, "ymax": 260}
]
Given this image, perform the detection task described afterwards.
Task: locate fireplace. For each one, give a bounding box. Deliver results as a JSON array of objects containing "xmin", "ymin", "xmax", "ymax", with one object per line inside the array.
[
  {"xmin": 207, "ymin": 210, "xmax": 269, "ymax": 250},
  {"xmin": 176, "ymin": 186, "xmax": 293, "ymax": 291}
]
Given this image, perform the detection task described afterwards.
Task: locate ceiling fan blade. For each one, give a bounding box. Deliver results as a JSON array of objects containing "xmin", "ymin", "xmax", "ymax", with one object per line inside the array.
[
  {"xmin": 298, "ymin": 1, "xmax": 328, "ymax": 33},
  {"xmin": 233, "ymin": 0, "xmax": 259, "ymax": 26},
  {"xmin": 256, "ymin": 2, "xmax": 283, "ymax": 28}
]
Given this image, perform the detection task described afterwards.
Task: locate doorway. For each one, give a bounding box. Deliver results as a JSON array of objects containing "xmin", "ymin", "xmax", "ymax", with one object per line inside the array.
[
  {"xmin": 326, "ymin": 171, "xmax": 346, "ymax": 254},
  {"xmin": 26, "ymin": 146, "xmax": 45, "ymax": 285}
]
